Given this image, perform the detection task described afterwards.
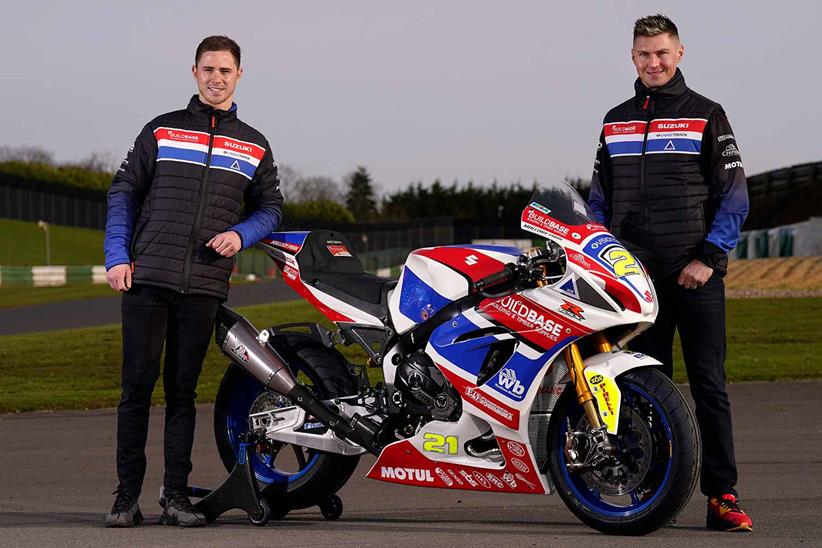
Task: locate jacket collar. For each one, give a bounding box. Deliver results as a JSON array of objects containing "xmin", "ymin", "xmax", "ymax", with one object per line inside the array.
[
  {"xmin": 633, "ymin": 68, "xmax": 688, "ymax": 108},
  {"xmin": 187, "ymin": 95, "xmax": 238, "ymax": 122}
]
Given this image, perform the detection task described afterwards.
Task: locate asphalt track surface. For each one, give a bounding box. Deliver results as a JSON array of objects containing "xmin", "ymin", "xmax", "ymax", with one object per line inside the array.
[
  {"xmin": 0, "ymin": 280, "xmax": 298, "ymax": 336},
  {"xmin": 0, "ymin": 381, "xmax": 819, "ymax": 547}
]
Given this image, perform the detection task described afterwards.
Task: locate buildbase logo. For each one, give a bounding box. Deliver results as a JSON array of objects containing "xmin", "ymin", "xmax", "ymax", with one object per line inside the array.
[
  {"xmin": 494, "ymin": 368, "xmax": 525, "ymax": 399},
  {"xmin": 380, "ymin": 467, "xmax": 434, "ymax": 483},
  {"xmin": 496, "ymin": 296, "xmax": 564, "ymax": 339}
]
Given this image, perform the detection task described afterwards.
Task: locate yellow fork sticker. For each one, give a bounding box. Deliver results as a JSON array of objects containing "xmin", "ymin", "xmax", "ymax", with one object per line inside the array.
[{"xmin": 584, "ymin": 371, "xmax": 622, "ymax": 434}]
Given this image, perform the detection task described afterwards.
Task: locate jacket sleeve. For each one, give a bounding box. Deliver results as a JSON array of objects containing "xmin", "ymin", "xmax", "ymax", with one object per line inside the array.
[
  {"xmin": 697, "ymin": 108, "xmax": 750, "ymax": 270},
  {"xmin": 104, "ymin": 124, "xmax": 156, "ymax": 270},
  {"xmin": 587, "ymin": 129, "xmax": 612, "ymax": 227},
  {"xmin": 230, "ymin": 144, "xmax": 284, "ymax": 249}
]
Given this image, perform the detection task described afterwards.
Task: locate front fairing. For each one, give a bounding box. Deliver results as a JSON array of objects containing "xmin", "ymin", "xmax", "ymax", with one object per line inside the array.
[{"xmin": 520, "ymin": 180, "xmax": 657, "ymax": 324}]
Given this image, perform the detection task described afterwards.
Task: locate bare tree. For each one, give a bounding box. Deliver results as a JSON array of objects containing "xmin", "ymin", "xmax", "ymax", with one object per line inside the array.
[
  {"xmin": 0, "ymin": 145, "xmax": 54, "ymax": 164},
  {"xmin": 290, "ymin": 175, "xmax": 342, "ymax": 203},
  {"xmin": 276, "ymin": 163, "xmax": 302, "ymax": 201},
  {"xmin": 76, "ymin": 151, "xmax": 120, "ymax": 173}
]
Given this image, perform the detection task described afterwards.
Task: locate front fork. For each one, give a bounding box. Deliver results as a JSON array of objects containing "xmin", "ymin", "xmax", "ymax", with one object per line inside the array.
[{"xmin": 563, "ymin": 334, "xmax": 614, "ymax": 470}]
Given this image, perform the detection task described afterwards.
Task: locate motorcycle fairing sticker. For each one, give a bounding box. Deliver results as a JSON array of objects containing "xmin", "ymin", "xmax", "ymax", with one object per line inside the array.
[
  {"xmin": 437, "ymin": 367, "xmax": 520, "ymax": 429},
  {"xmin": 366, "ymin": 438, "xmax": 546, "ymax": 494},
  {"xmin": 582, "ymin": 234, "xmax": 646, "ymax": 301},
  {"xmin": 260, "ymin": 231, "xmax": 309, "ymax": 254},
  {"xmin": 584, "ymin": 370, "xmax": 623, "ymax": 434},
  {"xmin": 397, "ymin": 267, "xmax": 453, "ymax": 324},
  {"xmin": 414, "ymin": 246, "xmax": 507, "ymax": 282}
]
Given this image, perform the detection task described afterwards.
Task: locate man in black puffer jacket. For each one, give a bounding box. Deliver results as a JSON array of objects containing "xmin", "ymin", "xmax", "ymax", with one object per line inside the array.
[
  {"xmin": 103, "ymin": 35, "xmax": 283, "ymax": 528},
  {"xmin": 588, "ymin": 15, "xmax": 752, "ymax": 532}
]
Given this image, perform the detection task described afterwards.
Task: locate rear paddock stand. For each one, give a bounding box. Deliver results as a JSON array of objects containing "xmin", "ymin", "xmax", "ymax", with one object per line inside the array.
[{"xmin": 160, "ymin": 434, "xmax": 272, "ymax": 526}]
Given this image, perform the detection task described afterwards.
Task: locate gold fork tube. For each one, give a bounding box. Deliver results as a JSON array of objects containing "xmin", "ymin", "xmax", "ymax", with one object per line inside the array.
[
  {"xmin": 565, "ymin": 342, "xmax": 603, "ymax": 429},
  {"xmin": 593, "ymin": 333, "xmax": 612, "ymax": 354}
]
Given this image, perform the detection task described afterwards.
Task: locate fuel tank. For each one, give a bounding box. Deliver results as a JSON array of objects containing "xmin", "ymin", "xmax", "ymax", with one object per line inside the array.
[{"xmin": 388, "ymin": 244, "xmax": 523, "ymax": 334}]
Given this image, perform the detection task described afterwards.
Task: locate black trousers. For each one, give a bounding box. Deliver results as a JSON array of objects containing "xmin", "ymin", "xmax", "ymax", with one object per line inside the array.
[
  {"xmin": 116, "ymin": 284, "xmax": 220, "ymax": 495},
  {"xmin": 631, "ymin": 273, "xmax": 738, "ymax": 498}
]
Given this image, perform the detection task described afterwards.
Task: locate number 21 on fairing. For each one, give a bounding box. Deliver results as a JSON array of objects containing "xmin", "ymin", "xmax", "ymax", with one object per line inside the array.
[
  {"xmin": 600, "ymin": 245, "xmax": 641, "ymax": 277},
  {"xmin": 423, "ymin": 433, "xmax": 458, "ymax": 454}
]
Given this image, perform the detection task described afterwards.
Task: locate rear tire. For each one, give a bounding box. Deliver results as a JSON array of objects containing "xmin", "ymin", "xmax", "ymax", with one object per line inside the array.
[
  {"xmin": 213, "ymin": 332, "xmax": 360, "ymax": 512},
  {"xmin": 546, "ymin": 367, "xmax": 699, "ymax": 535}
]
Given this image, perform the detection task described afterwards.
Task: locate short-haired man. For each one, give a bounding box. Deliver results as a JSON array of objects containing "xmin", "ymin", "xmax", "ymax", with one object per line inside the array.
[
  {"xmin": 104, "ymin": 35, "xmax": 283, "ymax": 527},
  {"xmin": 588, "ymin": 15, "xmax": 752, "ymax": 532}
]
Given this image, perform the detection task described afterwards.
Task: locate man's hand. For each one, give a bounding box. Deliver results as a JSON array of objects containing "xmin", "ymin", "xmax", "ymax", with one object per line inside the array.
[
  {"xmin": 106, "ymin": 263, "xmax": 132, "ymax": 292},
  {"xmin": 678, "ymin": 259, "xmax": 713, "ymax": 289},
  {"xmin": 207, "ymin": 231, "xmax": 242, "ymax": 257}
]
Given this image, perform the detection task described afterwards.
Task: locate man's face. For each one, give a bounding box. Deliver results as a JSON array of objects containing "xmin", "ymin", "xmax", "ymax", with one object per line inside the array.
[
  {"xmin": 192, "ymin": 50, "xmax": 243, "ymax": 110},
  {"xmin": 631, "ymin": 33, "xmax": 684, "ymax": 89}
]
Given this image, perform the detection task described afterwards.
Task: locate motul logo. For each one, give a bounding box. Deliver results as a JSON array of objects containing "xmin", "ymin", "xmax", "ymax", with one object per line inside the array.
[{"xmin": 381, "ymin": 467, "xmax": 434, "ymax": 482}]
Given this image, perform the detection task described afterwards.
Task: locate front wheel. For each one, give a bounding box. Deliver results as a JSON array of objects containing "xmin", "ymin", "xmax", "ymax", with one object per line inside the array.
[{"xmin": 547, "ymin": 367, "xmax": 699, "ymax": 535}]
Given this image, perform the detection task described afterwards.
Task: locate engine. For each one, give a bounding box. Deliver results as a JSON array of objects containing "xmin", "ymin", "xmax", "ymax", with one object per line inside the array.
[{"xmin": 394, "ymin": 352, "xmax": 461, "ymax": 422}]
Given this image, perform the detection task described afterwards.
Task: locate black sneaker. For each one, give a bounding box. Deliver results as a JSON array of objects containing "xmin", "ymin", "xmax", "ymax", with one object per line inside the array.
[
  {"xmin": 105, "ymin": 489, "xmax": 143, "ymax": 528},
  {"xmin": 160, "ymin": 492, "xmax": 206, "ymax": 527}
]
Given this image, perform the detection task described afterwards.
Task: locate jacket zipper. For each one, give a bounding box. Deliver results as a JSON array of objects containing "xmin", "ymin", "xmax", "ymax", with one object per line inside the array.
[
  {"xmin": 181, "ymin": 114, "xmax": 217, "ymax": 293},
  {"xmin": 639, "ymin": 95, "xmax": 652, "ymax": 250}
]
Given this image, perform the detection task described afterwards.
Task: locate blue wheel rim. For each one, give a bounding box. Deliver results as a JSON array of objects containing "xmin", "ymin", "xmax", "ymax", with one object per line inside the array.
[
  {"xmin": 224, "ymin": 368, "xmax": 320, "ymax": 485},
  {"xmin": 558, "ymin": 379, "xmax": 675, "ymax": 518}
]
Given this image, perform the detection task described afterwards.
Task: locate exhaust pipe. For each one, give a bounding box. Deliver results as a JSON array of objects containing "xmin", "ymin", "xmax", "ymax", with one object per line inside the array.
[{"xmin": 215, "ymin": 306, "xmax": 382, "ymax": 454}]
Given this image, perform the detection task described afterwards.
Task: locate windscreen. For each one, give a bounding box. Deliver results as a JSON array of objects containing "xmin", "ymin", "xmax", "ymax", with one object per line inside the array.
[{"xmin": 527, "ymin": 179, "xmax": 596, "ymax": 227}]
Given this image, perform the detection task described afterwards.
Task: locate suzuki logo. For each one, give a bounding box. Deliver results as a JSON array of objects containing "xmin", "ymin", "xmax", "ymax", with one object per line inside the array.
[
  {"xmin": 465, "ymin": 254, "xmax": 479, "ymax": 266},
  {"xmin": 496, "ymin": 368, "xmax": 525, "ymax": 397}
]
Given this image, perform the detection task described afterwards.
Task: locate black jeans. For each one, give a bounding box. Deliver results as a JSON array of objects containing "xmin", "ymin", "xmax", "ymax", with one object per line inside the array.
[
  {"xmin": 631, "ymin": 273, "xmax": 738, "ymax": 498},
  {"xmin": 116, "ymin": 284, "xmax": 220, "ymax": 495}
]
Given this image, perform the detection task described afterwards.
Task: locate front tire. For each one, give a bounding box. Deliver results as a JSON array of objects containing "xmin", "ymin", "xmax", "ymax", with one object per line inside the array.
[
  {"xmin": 547, "ymin": 367, "xmax": 699, "ymax": 535},
  {"xmin": 213, "ymin": 333, "xmax": 360, "ymax": 512}
]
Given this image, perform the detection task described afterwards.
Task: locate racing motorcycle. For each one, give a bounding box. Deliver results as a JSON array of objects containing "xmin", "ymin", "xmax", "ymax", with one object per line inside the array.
[{"xmin": 211, "ymin": 178, "xmax": 699, "ymax": 535}]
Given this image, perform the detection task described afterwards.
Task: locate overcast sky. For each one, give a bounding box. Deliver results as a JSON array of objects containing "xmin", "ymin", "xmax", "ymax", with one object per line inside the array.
[{"xmin": 3, "ymin": 1, "xmax": 820, "ymax": 195}]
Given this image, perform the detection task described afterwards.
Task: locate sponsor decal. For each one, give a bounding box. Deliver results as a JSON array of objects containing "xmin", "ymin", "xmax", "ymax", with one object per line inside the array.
[
  {"xmin": 486, "ymin": 473, "xmax": 505, "ymax": 489},
  {"xmin": 465, "ymin": 387, "xmax": 515, "ymax": 422},
  {"xmin": 664, "ymin": 140, "xmax": 676, "ymax": 151},
  {"xmin": 589, "ymin": 374, "xmax": 604, "ymax": 384},
  {"xmin": 165, "ymin": 129, "xmax": 203, "ymax": 142},
  {"xmin": 493, "ymin": 368, "xmax": 526, "ymax": 399},
  {"xmin": 571, "ymin": 232, "xmax": 581, "ymax": 240},
  {"xmin": 230, "ymin": 160, "xmax": 241, "ymax": 170},
  {"xmin": 473, "ymin": 472, "xmax": 491, "ymax": 489},
  {"xmin": 515, "ymin": 473, "xmax": 537, "ymax": 490},
  {"xmin": 568, "ymin": 252, "xmax": 592, "ymax": 269},
  {"xmin": 502, "ymin": 471, "xmax": 518, "ymax": 489},
  {"xmin": 380, "ymin": 467, "xmax": 434, "ymax": 483},
  {"xmin": 327, "ymin": 244, "xmax": 352, "ymax": 257},
  {"xmin": 644, "ymin": 290, "xmax": 654, "ymax": 303},
  {"xmin": 724, "ymin": 160, "xmax": 744, "ymax": 170},
  {"xmin": 492, "ymin": 296, "xmax": 564, "ymax": 339},
  {"xmin": 537, "ymin": 384, "xmax": 565, "ymax": 396},
  {"xmin": 420, "ymin": 304, "xmax": 434, "ymax": 321},
  {"xmin": 658, "ymin": 122, "xmax": 689, "ymax": 130},
  {"xmin": 435, "ymin": 467, "xmax": 453, "ymax": 486},
  {"xmin": 587, "ymin": 234, "xmax": 620, "ymax": 251},
  {"xmin": 559, "ymin": 301, "xmax": 585, "ymax": 321},
  {"xmin": 465, "ymin": 254, "xmax": 479, "ymax": 266},
  {"xmin": 511, "ymin": 458, "xmax": 530, "ymax": 473},
  {"xmin": 558, "ymin": 277, "xmax": 577, "ymax": 298},
  {"xmin": 506, "ymin": 441, "xmax": 525, "ymax": 457},
  {"xmin": 282, "ymin": 265, "xmax": 298, "ymax": 281},
  {"xmin": 717, "ymin": 133, "xmax": 735, "ymax": 142},
  {"xmin": 523, "ymin": 207, "xmax": 570, "ymax": 237},
  {"xmin": 529, "ymin": 202, "xmax": 552, "ymax": 215},
  {"xmin": 270, "ymin": 240, "xmax": 302, "ymax": 253},
  {"xmin": 599, "ymin": 382, "xmax": 615, "ymax": 416},
  {"xmin": 223, "ymin": 140, "xmax": 254, "ymax": 153},
  {"xmin": 722, "ymin": 143, "xmax": 740, "ymax": 157},
  {"xmin": 300, "ymin": 421, "xmax": 325, "ymax": 430},
  {"xmin": 447, "ymin": 469, "xmax": 464, "ymax": 485},
  {"xmin": 231, "ymin": 343, "xmax": 249, "ymax": 362},
  {"xmin": 459, "ymin": 470, "xmax": 478, "ymax": 487},
  {"xmin": 423, "ymin": 433, "xmax": 458, "ymax": 454}
]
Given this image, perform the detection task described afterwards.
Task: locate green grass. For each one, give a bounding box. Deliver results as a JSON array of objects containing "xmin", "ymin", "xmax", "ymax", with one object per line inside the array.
[
  {"xmin": 0, "ymin": 298, "xmax": 819, "ymax": 413},
  {"xmin": 0, "ymin": 218, "xmax": 105, "ymax": 266},
  {"xmin": 0, "ymin": 284, "xmax": 117, "ymax": 308}
]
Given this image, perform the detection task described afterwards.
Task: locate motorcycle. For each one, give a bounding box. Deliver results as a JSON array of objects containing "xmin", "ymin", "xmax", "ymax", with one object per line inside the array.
[{"xmin": 211, "ymin": 178, "xmax": 699, "ymax": 534}]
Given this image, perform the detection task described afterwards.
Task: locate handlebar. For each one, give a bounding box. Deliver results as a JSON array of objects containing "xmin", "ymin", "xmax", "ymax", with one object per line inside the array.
[{"xmin": 472, "ymin": 263, "xmax": 518, "ymax": 292}]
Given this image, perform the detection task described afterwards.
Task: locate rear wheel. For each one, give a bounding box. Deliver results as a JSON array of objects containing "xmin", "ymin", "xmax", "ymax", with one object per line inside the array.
[
  {"xmin": 213, "ymin": 333, "xmax": 360, "ymax": 512},
  {"xmin": 547, "ymin": 367, "xmax": 699, "ymax": 535}
]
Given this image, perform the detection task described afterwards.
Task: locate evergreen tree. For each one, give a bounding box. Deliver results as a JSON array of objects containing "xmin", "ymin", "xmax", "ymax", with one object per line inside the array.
[{"xmin": 345, "ymin": 166, "xmax": 378, "ymax": 221}]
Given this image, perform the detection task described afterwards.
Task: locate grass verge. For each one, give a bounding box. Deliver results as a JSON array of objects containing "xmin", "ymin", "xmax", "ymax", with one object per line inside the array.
[
  {"xmin": 0, "ymin": 218, "xmax": 105, "ymax": 266},
  {"xmin": 0, "ymin": 298, "xmax": 819, "ymax": 413}
]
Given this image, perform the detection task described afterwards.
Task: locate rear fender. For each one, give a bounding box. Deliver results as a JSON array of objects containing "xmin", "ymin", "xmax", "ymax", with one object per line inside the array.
[{"xmin": 582, "ymin": 350, "xmax": 663, "ymax": 435}]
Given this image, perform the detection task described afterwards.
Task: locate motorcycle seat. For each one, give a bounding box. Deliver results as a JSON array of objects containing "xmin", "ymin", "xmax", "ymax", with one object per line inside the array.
[{"xmin": 297, "ymin": 230, "xmax": 397, "ymax": 322}]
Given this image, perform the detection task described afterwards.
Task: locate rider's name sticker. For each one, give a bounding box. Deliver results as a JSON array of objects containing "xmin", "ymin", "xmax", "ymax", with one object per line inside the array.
[{"xmin": 327, "ymin": 244, "xmax": 352, "ymax": 257}]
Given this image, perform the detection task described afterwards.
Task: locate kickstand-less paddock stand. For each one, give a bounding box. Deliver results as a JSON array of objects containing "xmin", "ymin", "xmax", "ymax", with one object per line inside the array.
[{"xmin": 160, "ymin": 433, "xmax": 273, "ymax": 526}]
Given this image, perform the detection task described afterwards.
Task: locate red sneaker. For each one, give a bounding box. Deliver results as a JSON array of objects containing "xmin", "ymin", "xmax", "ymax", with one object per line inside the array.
[{"xmin": 706, "ymin": 494, "xmax": 753, "ymax": 532}]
